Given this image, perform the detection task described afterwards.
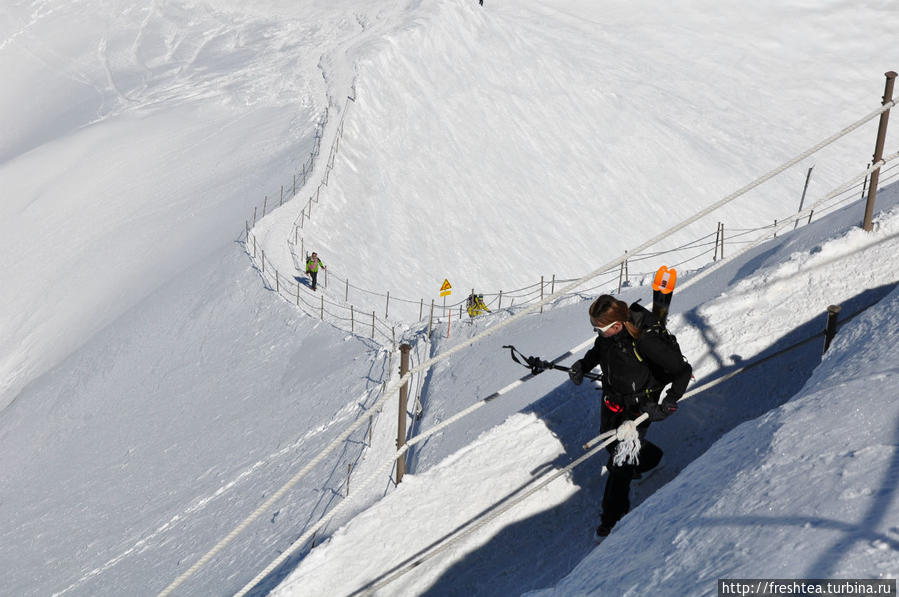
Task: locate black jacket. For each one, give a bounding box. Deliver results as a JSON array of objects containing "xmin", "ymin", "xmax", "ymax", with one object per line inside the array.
[{"xmin": 582, "ymin": 303, "xmax": 691, "ymax": 415}]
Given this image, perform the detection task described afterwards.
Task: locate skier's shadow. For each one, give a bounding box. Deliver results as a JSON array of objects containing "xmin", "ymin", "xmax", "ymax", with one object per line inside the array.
[
  {"xmin": 294, "ymin": 275, "xmax": 313, "ymax": 289},
  {"xmin": 415, "ymin": 282, "xmax": 897, "ymax": 597}
]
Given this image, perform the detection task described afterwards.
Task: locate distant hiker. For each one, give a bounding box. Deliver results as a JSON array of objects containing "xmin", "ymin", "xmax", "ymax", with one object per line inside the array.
[
  {"xmin": 305, "ymin": 252, "xmax": 326, "ymax": 291},
  {"xmin": 568, "ymin": 295, "xmax": 691, "ymax": 541},
  {"xmin": 466, "ymin": 292, "xmax": 491, "ymax": 318}
]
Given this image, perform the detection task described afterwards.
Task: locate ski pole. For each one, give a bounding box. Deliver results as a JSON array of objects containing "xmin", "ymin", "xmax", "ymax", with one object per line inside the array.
[{"xmin": 503, "ymin": 345, "xmax": 601, "ymax": 381}]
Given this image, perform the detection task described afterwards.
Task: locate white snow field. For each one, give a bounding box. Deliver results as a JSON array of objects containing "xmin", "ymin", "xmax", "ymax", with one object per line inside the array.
[{"xmin": 1, "ymin": 0, "xmax": 898, "ymax": 596}]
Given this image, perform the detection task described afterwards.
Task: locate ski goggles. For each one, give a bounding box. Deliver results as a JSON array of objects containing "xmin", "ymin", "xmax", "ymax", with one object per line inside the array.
[{"xmin": 593, "ymin": 321, "xmax": 618, "ymax": 334}]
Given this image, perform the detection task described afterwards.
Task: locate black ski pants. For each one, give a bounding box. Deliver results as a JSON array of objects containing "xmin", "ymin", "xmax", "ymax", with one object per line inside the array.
[{"xmin": 599, "ymin": 407, "xmax": 663, "ymax": 529}]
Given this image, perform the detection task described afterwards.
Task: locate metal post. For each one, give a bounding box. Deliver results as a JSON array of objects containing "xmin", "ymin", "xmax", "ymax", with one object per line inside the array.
[
  {"xmin": 540, "ymin": 275, "xmax": 544, "ymax": 313},
  {"xmin": 720, "ymin": 223, "xmax": 725, "ymax": 260},
  {"xmin": 794, "ymin": 165, "xmax": 814, "ymax": 230},
  {"xmin": 396, "ymin": 344, "xmax": 411, "ymax": 484},
  {"xmin": 713, "ymin": 223, "xmax": 721, "ymax": 261},
  {"xmin": 863, "ymin": 71, "xmax": 897, "ymax": 231},
  {"xmin": 823, "ymin": 304, "xmax": 842, "ymax": 354}
]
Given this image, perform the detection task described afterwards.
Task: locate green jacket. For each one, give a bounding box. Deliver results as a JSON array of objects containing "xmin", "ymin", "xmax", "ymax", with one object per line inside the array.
[{"xmin": 306, "ymin": 256, "xmax": 325, "ymax": 273}]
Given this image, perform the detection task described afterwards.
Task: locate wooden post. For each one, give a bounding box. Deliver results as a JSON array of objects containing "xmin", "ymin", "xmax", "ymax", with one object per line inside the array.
[
  {"xmin": 351, "ymin": 305, "xmax": 354, "ymax": 333},
  {"xmin": 823, "ymin": 304, "xmax": 842, "ymax": 354},
  {"xmin": 253, "ymin": 207, "xmax": 257, "ymax": 226},
  {"xmin": 385, "ymin": 291, "xmax": 390, "ymax": 319},
  {"xmin": 551, "ymin": 274, "xmax": 555, "ymax": 295},
  {"xmin": 275, "ymin": 269, "xmax": 279, "ymax": 293},
  {"xmin": 713, "ymin": 222, "xmax": 721, "ymax": 261},
  {"xmin": 447, "ymin": 307, "xmax": 451, "ymax": 338},
  {"xmin": 498, "ymin": 290, "xmax": 503, "ymax": 310},
  {"xmin": 261, "ymin": 250, "xmax": 265, "ymax": 273},
  {"xmin": 419, "ymin": 299, "xmax": 424, "ymax": 321},
  {"xmin": 863, "ymin": 71, "xmax": 897, "ymax": 231},
  {"xmin": 320, "ymin": 295, "xmax": 324, "ymax": 320},
  {"xmin": 346, "ymin": 279, "xmax": 349, "ymax": 302},
  {"xmin": 346, "ymin": 463, "xmax": 352, "ymax": 496},
  {"xmin": 396, "ymin": 343, "xmax": 411, "ymax": 484},
  {"xmin": 371, "ymin": 311, "xmax": 375, "ymax": 339},
  {"xmin": 296, "ymin": 280, "xmax": 300, "ymax": 306},
  {"xmin": 774, "ymin": 219, "xmax": 777, "ymax": 238},
  {"xmin": 618, "ymin": 261, "xmax": 624, "ymax": 293},
  {"xmin": 280, "ymin": 185, "xmax": 283, "ymax": 207},
  {"xmin": 794, "ymin": 165, "xmax": 814, "ymax": 230},
  {"xmin": 245, "ymin": 220, "xmax": 249, "ymax": 242},
  {"xmin": 293, "ymin": 174, "xmax": 296, "ymax": 197},
  {"xmin": 253, "ymin": 235, "xmax": 256, "ymax": 258},
  {"xmin": 263, "ymin": 195, "xmax": 267, "ymax": 217}
]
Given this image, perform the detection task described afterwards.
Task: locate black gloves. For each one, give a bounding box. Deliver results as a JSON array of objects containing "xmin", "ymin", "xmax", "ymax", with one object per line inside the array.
[
  {"xmin": 568, "ymin": 360, "xmax": 584, "ymax": 385},
  {"xmin": 645, "ymin": 399, "xmax": 678, "ymax": 421}
]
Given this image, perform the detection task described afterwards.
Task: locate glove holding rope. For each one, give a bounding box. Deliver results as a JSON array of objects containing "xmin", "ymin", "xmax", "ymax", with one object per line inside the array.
[{"xmin": 568, "ymin": 359, "xmax": 584, "ymax": 385}]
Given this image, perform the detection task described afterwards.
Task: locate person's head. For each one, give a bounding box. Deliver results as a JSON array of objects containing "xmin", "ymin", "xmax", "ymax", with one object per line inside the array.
[
  {"xmin": 311, "ymin": 252, "xmax": 317, "ymax": 259},
  {"xmin": 589, "ymin": 295, "xmax": 639, "ymax": 338}
]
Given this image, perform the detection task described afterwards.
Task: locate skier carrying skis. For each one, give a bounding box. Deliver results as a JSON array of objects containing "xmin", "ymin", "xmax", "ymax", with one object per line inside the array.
[
  {"xmin": 305, "ymin": 252, "xmax": 326, "ymax": 291},
  {"xmin": 568, "ymin": 294, "xmax": 691, "ymax": 540}
]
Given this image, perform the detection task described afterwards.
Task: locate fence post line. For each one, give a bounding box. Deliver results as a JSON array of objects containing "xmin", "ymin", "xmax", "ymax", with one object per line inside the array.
[
  {"xmin": 823, "ymin": 304, "xmax": 842, "ymax": 354},
  {"xmin": 386, "ymin": 291, "xmax": 390, "ymax": 319},
  {"xmin": 396, "ymin": 344, "xmax": 411, "ymax": 484},
  {"xmin": 794, "ymin": 165, "xmax": 815, "ymax": 230},
  {"xmin": 863, "ymin": 70, "xmax": 897, "ymax": 231}
]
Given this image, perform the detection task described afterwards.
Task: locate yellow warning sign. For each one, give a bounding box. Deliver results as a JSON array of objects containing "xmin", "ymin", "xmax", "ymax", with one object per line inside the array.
[{"xmin": 440, "ymin": 279, "xmax": 452, "ymax": 297}]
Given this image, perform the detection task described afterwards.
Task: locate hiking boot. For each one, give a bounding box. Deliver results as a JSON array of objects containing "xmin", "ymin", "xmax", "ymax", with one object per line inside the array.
[{"xmin": 593, "ymin": 524, "xmax": 612, "ymax": 543}]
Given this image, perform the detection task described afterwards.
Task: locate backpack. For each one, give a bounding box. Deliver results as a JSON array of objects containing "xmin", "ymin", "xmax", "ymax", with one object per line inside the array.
[{"xmin": 629, "ymin": 301, "xmax": 689, "ymax": 383}]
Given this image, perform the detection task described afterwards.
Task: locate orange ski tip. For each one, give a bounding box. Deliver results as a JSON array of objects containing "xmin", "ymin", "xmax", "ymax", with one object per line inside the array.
[{"xmin": 652, "ymin": 266, "xmax": 677, "ymax": 294}]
